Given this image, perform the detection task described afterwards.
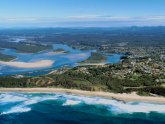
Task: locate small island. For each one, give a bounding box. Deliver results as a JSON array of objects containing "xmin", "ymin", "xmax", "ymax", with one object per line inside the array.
[
  {"xmin": 0, "ymin": 41, "xmax": 53, "ymax": 53},
  {"xmin": 48, "ymin": 48, "xmax": 70, "ymax": 55},
  {"xmin": 80, "ymin": 52, "xmax": 107, "ymax": 64},
  {"xmin": 0, "ymin": 53, "xmax": 16, "ymax": 62}
]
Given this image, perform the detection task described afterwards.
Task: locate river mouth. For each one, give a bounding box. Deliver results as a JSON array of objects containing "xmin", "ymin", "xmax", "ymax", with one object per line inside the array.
[{"xmin": 0, "ymin": 44, "xmax": 122, "ymax": 76}]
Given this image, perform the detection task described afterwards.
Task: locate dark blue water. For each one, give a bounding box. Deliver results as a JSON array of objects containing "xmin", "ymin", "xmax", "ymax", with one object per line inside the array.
[
  {"xmin": 0, "ymin": 44, "xmax": 122, "ymax": 76},
  {"xmin": 0, "ymin": 93, "xmax": 165, "ymax": 124}
]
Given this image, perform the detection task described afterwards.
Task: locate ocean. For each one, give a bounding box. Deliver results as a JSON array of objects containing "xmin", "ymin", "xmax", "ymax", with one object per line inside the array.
[{"xmin": 0, "ymin": 92, "xmax": 165, "ymax": 124}]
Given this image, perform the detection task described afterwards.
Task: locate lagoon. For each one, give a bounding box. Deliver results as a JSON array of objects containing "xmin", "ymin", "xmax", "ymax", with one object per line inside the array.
[{"xmin": 0, "ymin": 44, "xmax": 122, "ymax": 76}]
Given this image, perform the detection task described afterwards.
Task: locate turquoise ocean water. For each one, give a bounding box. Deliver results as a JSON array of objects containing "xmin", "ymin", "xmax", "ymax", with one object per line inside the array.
[{"xmin": 0, "ymin": 92, "xmax": 165, "ymax": 124}]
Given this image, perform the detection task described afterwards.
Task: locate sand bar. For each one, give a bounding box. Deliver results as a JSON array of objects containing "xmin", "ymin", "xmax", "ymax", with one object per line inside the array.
[
  {"xmin": 0, "ymin": 88, "xmax": 165, "ymax": 104},
  {"xmin": 47, "ymin": 51, "xmax": 66, "ymax": 55},
  {"xmin": 0, "ymin": 60, "xmax": 54, "ymax": 68}
]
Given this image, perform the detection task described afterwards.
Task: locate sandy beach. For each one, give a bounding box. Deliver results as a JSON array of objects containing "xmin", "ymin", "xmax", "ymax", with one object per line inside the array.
[
  {"xmin": 0, "ymin": 60, "xmax": 54, "ymax": 68},
  {"xmin": 0, "ymin": 88, "xmax": 165, "ymax": 103},
  {"xmin": 47, "ymin": 51, "xmax": 66, "ymax": 55}
]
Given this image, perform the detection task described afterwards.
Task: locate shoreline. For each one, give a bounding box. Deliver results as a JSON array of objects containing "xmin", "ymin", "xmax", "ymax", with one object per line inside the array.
[
  {"xmin": 78, "ymin": 62, "xmax": 106, "ymax": 66},
  {"xmin": 47, "ymin": 51, "xmax": 66, "ymax": 55},
  {"xmin": 0, "ymin": 88, "xmax": 165, "ymax": 104},
  {"xmin": 0, "ymin": 60, "xmax": 54, "ymax": 68}
]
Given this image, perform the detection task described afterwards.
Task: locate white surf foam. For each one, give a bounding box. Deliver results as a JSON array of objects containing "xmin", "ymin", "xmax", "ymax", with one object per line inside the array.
[
  {"xmin": 63, "ymin": 99, "xmax": 81, "ymax": 106},
  {"xmin": 60, "ymin": 94, "xmax": 165, "ymax": 113},
  {"xmin": 1, "ymin": 93, "xmax": 165, "ymax": 114},
  {"xmin": 0, "ymin": 93, "xmax": 27, "ymax": 103},
  {"xmin": 113, "ymin": 102, "xmax": 165, "ymax": 113},
  {"xmin": 0, "ymin": 93, "xmax": 60, "ymax": 115},
  {"xmin": 1, "ymin": 106, "xmax": 31, "ymax": 115},
  {"xmin": 22, "ymin": 96, "xmax": 58, "ymax": 106}
]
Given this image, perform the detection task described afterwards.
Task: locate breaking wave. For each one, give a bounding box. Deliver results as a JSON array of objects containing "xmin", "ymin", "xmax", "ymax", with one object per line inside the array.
[
  {"xmin": 1, "ymin": 106, "xmax": 31, "ymax": 115},
  {"xmin": 0, "ymin": 93, "xmax": 59, "ymax": 115},
  {"xmin": 0, "ymin": 92, "xmax": 165, "ymax": 115},
  {"xmin": 60, "ymin": 94, "xmax": 165, "ymax": 113},
  {"xmin": 63, "ymin": 99, "xmax": 81, "ymax": 106},
  {"xmin": 0, "ymin": 93, "xmax": 27, "ymax": 103}
]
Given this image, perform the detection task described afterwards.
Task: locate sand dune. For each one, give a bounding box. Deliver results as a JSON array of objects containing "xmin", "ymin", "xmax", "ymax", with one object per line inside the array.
[{"xmin": 0, "ymin": 60, "xmax": 54, "ymax": 68}]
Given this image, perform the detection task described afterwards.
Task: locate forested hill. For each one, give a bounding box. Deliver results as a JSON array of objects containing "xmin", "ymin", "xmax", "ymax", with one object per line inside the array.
[
  {"xmin": 0, "ymin": 27, "xmax": 165, "ymax": 47},
  {"xmin": 0, "ymin": 63, "xmax": 165, "ymax": 97}
]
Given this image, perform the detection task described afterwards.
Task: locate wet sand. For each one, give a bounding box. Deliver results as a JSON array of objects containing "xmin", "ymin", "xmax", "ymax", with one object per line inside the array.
[
  {"xmin": 0, "ymin": 60, "xmax": 54, "ymax": 68},
  {"xmin": 0, "ymin": 88, "xmax": 165, "ymax": 103}
]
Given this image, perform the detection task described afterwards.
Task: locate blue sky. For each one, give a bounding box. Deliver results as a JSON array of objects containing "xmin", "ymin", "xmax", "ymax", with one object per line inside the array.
[{"xmin": 0, "ymin": 0, "xmax": 165, "ymax": 27}]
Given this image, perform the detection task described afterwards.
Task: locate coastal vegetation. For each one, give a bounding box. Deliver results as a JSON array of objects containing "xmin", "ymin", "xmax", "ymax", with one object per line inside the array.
[
  {"xmin": 80, "ymin": 52, "xmax": 106, "ymax": 63},
  {"xmin": 0, "ymin": 41, "xmax": 52, "ymax": 53},
  {"xmin": 0, "ymin": 27, "xmax": 165, "ymax": 97},
  {"xmin": 53, "ymin": 48, "xmax": 69, "ymax": 54},
  {"xmin": 0, "ymin": 62, "xmax": 164, "ymax": 96},
  {"xmin": 0, "ymin": 53, "xmax": 16, "ymax": 61}
]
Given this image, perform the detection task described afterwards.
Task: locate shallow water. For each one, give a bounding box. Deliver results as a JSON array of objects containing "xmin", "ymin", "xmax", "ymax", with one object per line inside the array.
[
  {"xmin": 0, "ymin": 92, "xmax": 165, "ymax": 124},
  {"xmin": 0, "ymin": 44, "xmax": 122, "ymax": 76}
]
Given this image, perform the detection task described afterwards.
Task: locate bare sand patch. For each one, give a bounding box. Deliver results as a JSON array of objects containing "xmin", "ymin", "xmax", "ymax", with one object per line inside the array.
[{"xmin": 0, "ymin": 60, "xmax": 54, "ymax": 68}]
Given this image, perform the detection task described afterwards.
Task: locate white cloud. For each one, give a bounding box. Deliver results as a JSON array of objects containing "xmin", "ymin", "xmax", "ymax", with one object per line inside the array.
[
  {"xmin": 1, "ymin": 15, "xmax": 165, "ymax": 22},
  {"xmin": 0, "ymin": 16, "xmax": 165, "ymax": 27}
]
